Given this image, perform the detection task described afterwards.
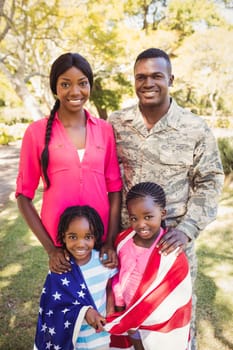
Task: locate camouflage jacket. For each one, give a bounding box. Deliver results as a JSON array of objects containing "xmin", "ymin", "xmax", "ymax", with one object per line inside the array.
[{"xmin": 108, "ymin": 99, "xmax": 224, "ymax": 240}]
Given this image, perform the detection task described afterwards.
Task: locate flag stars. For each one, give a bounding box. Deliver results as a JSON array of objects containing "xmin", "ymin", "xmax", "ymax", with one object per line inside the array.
[
  {"xmin": 39, "ymin": 307, "xmax": 43, "ymax": 315},
  {"xmin": 41, "ymin": 323, "xmax": 47, "ymax": 332},
  {"xmin": 80, "ymin": 283, "xmax": 86, "ymax": 289},
  {"xmin": 53, "ymin": 291, "xmax": 62, "ymax": 300},
  {"xmin": 61, "ymin": 308, "xmax": 70, "ymax": 314},
  {"xmin": 78, "ymin": 290, "xmax": 85, "ymax": 298},
  {"xmin": 73, "ymin": 300, "xmax": 80, "ymax": 305},
  {"xmin": 48, "ymin": 327, "xmax": 56, "ymax": 336},
  {"xmin": 61, "ymin": 277, "xmax": 70, "ymax": 286},
  {"xmin": 54, "ymin": 345, "xmax": 61, "ymax": 350},
  {"xmin": 46, "ymin": 310, "xmax": 53, "ymax": 317},
  {"xmin": 42, "ymin": 287, "xmax": 46, "ymax": 294},
  {"xmin": 64, "ymin": 320, "xmax": 72, "ymax": 329},
  {"xmin": 45, "ymin": 341, "xmax": 52, "ymax": 349}
]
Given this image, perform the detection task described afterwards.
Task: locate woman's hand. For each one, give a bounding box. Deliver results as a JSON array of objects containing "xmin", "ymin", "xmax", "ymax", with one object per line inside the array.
[
  {"xmin": 100, "ymin": 244, "xmax": 118, "ymax": 268},
  {"xmin": 48, "ymin": 247, "xmax": 71, "ymax": 274}
]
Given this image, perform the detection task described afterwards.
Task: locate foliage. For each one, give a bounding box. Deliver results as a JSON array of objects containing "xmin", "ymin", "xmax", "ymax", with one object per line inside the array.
[
  {"xmin": 123, "ymin": 0, "xmax": 168, "ymax": 31},
  {"xmin": 172, "ymin": 27, "xmax": 233, "ymax": 116},
  {"xmin": 217, "ymin": 137, "xmax": 233, "ymax": 175},
  {"xmin": 0, "ymin": 0, "xmax": 233, "ymax": 119},
  {"xmin": 162, "ymin": 0, "xmax": 226, "ymax": 39},
  {"xmin": 0, "ymin": 130, "xmax": 14, "ymax": 145},
  {"xmin": 195, "ymin": 186, "xmax": 233, "ymax": 350}
]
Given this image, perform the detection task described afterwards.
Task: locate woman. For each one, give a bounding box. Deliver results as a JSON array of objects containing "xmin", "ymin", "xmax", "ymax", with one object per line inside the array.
[{"xmin": 16, "ymin": 52, "xmax": 122, "ymax": 274}]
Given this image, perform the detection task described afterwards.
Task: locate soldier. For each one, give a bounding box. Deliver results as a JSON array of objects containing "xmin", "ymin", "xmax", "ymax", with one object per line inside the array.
[{"xmin": 108, "ymin": 48, "xmax": 224, "ymax": 350}]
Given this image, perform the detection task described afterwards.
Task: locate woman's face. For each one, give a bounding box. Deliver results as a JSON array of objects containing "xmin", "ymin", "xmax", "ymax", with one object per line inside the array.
[
  {"xmin": 63, "ymin": 216, "xmax": 95, "ymax": 265},
  {"xmin": 56, "ymin": 66, "xmax": 91, "ymax": 114}
]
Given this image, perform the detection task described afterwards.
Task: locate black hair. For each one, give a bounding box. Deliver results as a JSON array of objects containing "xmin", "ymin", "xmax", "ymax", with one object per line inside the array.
[
  {"xmin": 57, "ymin": 205, "xmax": 103, "ymax": 251},
  {"xmin": 126, "ymin": 181, "xmax": 167, "ymax": 229},
  {"xmin": 41, "ymin": 53, "xmax": 93, "ymax": 189},
  {"xmin": 134, "ymin": 48, "xmax": 172, "ymax": 74}
]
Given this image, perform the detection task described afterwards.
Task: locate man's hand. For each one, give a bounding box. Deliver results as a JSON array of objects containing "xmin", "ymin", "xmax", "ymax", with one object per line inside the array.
[
  {"xmin": 48, "ymin": 247, "xmax": 71, "ymax": 274},
  {"xmin": 157, "ymin": 228, "xmax": 190, "ymax": 256},
  {"xmin": 85, "ymin": 308, "xmax": 106, "ymax": 332}
]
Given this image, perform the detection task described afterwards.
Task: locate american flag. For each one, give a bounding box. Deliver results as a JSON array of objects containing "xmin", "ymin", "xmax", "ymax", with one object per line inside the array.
[
  {"xmin": 34, "ymin": 258, "xmax": 96, "ymax": 350},
  {"xmin": 105, "ymin": 229, "xmax": 192, "ymax": 350}
]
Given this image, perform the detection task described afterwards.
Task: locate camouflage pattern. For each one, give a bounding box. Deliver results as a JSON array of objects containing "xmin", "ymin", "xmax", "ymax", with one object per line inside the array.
[{"xmin": 109, "ymin": 99, "xmax": 224, "ymax": 350}]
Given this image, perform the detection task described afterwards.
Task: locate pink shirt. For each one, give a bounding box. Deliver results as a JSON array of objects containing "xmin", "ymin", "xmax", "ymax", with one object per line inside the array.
[
  {"xmin": 113, "ymin": 228, "xmax": 164, "ymax": 307},
  {"xmin": 16, "ymin": 110, "xmax": 122, "ymax": 245}
]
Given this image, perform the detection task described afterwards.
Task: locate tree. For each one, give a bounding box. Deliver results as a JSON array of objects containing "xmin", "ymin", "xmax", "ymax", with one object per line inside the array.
[
  {"xmin": 172, "ymin": 27, "xmax": 233, "ymax": 117},
  {"xmin": 123, "ymin": 0, "xmax": 168, "ymax": 32},
  {"xmin": 0, "ymin": 0, "xmax": 62, "ymax": 120},
  {"xmin": 160, "ymin": 0, "xmax": 226, "ymax": 41}
]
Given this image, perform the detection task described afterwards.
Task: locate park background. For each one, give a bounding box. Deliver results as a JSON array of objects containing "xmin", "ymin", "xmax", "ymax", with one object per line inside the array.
[{"xmin": 0, "ymin": 0, "xmax": 233, "ymax": 349}]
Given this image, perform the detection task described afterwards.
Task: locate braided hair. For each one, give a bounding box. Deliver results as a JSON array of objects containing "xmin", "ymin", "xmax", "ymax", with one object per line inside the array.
[
  {"xmin": 126, "ymin": 182, "xmax": 167, "ymax": 229},
  {"xmin": 41, "ymin": 53, "xmax": 93, "ymax": 189},
  {"xmin": 57, "ymin": 205, "xmax": 103, "ymax": 251}
]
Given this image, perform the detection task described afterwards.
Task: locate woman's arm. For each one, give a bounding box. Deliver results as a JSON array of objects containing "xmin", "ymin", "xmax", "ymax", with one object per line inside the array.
[
  {"xmin": 17, "ymin": 194, "xmax": 71, "ymax": 273},
  {"xmin": 107, "ymin": 191, "xmax": 121, "ymax": 247},
  {"xmin": 100, "ymin": 191, "xmax": 121, "ymax": 267}
]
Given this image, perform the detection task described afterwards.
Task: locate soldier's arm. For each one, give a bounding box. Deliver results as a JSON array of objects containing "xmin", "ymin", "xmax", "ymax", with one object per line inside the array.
[{"xmin": 158, "ymin": 127, "xmax": 224, "ymax": 255}]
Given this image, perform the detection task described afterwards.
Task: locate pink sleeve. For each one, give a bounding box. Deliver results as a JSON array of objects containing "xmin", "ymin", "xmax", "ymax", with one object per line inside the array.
[
  {"xmin": 104, "ymin": 124, "xmax": 122, "ymax": 193},
  {"xmin": 15, "ymin": 124, "xmax": 42, "ymax": 199},
  {"xmin": 112, "ymin": 273, "xmax": 125, "ymax": 307}
]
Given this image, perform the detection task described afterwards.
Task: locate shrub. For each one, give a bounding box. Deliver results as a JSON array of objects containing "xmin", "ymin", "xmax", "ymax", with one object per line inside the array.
[
  {"xmin": 217, "ymin": 137, "xmax": 233, "ymax": 175},
  {"xmin": 0, "ymin": 130, "xmax": 15, "ymax": 145}
]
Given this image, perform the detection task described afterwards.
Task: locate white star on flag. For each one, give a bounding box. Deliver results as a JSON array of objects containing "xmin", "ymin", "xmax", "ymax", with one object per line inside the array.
[
  {"xmin": 78, "ymin": 290, "xmax": 85, "ymax": 298},
  {"xmin": 61, "ymin": 277, "xmax": 70, "ymax": 286},
  {"xmin": 64, "ymin": 320, "xmax": 71, "ymax": 329},
  {"xmin": 45, "ymin": 341, "xmax": 52, "ymax": 349},
  {"xmin": 41, "ymin": 323, "xmax": 47, "ymax": 332},
  {"xmin": 54, "ymin": 345, "xmax": 62, "ymax": 350},
  {"xmin": 48, "ymin": 327, "xmax": 56, "ymax": 336},
  {"xmin": 80, "ymin": 283, "xmax": 86, "ymax": 289},
  {"xmin": 46, "ymin": 310, "xmax": 53, "ymax": 317},
  {"xmin": 62, "ymin": 308, "xmax": 70, "ymax": 314},
  {"xmin": 53, "ymin": 291, "xmax": 62, "ymax": 300}
]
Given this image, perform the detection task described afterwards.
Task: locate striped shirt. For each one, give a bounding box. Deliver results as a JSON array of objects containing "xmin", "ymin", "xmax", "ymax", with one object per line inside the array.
[{"xmin": 76, "ymin": 250, "xmax": 117, "ymax": 349}]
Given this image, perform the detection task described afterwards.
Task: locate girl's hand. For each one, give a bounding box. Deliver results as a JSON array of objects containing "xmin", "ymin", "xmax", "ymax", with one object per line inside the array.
[
  {"xmin": 100, "ymin": 244, "xmax": 118, "ymax": 268},
  {"xmin": 85, "ymin": 308, "xmax": 106, "ymax": 332},
  {"xmin": 48, "ymin": 247, "xmax": 71, "ymax": 274}
]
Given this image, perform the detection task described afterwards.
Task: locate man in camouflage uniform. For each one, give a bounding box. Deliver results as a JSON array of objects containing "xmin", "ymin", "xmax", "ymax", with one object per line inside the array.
[{"xmin": 108, "ymin": 48, "xmax": 224, "ymax": 350}]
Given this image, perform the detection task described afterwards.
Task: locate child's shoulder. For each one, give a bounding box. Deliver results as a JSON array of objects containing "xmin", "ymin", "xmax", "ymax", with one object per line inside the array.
[{"xmin": 115, "ymin": 228, "xmax": 134, "ymax": 248}]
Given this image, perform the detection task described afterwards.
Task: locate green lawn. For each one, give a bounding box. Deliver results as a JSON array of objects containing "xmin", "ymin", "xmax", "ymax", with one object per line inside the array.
[{"xmin": 0, "ymin": 189, "xmax": 233, "ymax": 350}]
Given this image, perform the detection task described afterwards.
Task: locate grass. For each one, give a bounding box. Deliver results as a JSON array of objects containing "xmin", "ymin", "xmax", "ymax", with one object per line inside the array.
[{"xmin": 0, "ymin": 188, "xmax": 233, "ymax": 350}]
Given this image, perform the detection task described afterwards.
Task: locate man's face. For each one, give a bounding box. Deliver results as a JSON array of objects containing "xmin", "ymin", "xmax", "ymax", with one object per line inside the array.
[{"xmin": 134, "ymin": 57, "xmax": 173, "ymax": 108}]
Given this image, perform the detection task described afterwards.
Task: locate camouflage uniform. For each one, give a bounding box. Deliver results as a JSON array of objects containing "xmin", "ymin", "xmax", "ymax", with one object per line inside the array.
[{"xmin": 109, "ymin": 99, "xmax": 224, "ymax": 350}]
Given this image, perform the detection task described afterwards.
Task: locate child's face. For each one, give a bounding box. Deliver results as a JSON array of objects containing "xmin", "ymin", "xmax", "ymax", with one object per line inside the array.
[
  {"xmin": 63, "ymin": 217, "xmax": 95, "ymax": 265},
  {"xmin": 127, "ymin": 195, "xmax": 166, "ymax": 245}
]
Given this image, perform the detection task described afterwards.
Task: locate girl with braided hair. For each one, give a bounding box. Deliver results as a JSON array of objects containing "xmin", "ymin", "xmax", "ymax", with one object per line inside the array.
[
  {"xmin": 34, "ymin": 205, "xmax": 118, "ymax": 350},
  {"xmin": 16, "ymin": 53, "xmax": 122, "ymax": 274},
  {"xmin": 106, "ymin": 182, "xmax": 192, "ymax": 350}
]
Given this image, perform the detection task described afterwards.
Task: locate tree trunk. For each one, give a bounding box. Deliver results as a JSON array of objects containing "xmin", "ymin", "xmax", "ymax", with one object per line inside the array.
[
  {"xmin": 95, "ymin": 105, "xmax": 108, "ymax": 120},
  {"xmin": 0, "ymin": 62, "xmax": 43, "ymax": 121}
]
